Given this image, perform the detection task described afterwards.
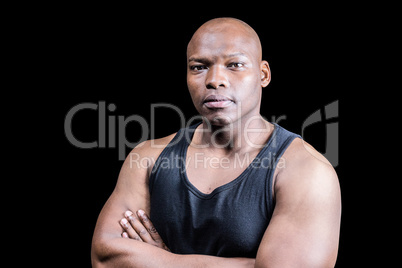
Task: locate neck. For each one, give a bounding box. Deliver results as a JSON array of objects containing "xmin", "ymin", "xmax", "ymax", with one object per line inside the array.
[{"xmin": 199, "ymin": 115, "xmax": 272, "ymax": 154}]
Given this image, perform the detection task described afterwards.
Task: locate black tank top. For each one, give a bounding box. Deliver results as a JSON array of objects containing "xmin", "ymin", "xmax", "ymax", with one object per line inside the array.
[{"xmin": 149, "ymin": 122, "xmax": 301, "ymax": 257}]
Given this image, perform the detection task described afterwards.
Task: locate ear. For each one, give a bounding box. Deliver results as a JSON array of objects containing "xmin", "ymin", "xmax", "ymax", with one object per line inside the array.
[{"xmin": 260, "ymin": 60, "xmax": 271, "ymax": 88}]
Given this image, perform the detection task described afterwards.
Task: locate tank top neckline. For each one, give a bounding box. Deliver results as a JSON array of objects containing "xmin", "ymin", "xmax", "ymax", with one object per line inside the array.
[{"xmin": 180, "ymin": 122, "xmax": 279, "ymax": 199}]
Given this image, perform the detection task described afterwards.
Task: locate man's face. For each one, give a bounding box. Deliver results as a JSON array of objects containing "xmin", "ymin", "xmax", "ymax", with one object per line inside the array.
[{"xmin": 186, "ymin": 23, "xmax": 269, "ymax": 127}]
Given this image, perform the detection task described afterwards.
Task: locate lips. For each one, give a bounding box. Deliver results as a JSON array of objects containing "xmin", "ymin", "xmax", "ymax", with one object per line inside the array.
[{"xmin": 203, "ymin": 94, "xmax": 234, "ymax": 108}]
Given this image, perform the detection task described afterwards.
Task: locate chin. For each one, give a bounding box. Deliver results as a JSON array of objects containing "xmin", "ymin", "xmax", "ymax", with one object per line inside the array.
[
  {"xmin": 203, "ymin": 113, "xmax": 237, "ymax": 128},
  {"xmin": 198, "ymin": 104, "xmax": 239, "ymax": 127}
]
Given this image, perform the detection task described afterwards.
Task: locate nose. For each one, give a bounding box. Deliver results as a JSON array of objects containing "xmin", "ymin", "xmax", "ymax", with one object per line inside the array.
[{"xmin": 205, "ymin": 65, "xmax": 229, "ymax": 89}]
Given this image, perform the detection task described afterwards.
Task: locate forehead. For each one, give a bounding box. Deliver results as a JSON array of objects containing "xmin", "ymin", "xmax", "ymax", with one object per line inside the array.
[{"xmin": 187, "ymin": 28, "xmax": 260, "ymax": 61}]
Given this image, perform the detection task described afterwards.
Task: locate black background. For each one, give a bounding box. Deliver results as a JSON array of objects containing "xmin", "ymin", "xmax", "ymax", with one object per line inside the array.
[{"xmin": 34, "ymin": 5, "xmax": 376, "ymax": 267}]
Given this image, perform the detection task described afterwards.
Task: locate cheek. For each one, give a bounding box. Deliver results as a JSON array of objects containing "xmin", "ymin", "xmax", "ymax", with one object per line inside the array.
[
  {"xmin": 187, "ymin": 73, "xmax": 200, "ymax": 90},
  {"xmin": 234, "ymin": 72, "xmax": 261, "ymax": 98},
  {"xmin": 188, "ymin": 72, "xmax": 208, "ymax": 90},
  {"xmin": 187, "ymin": 77, "xmax": 197, "ymax": 92},
  {"xmin": 187, "ymin": 76, "xmax": 203, "ymax": 104}
]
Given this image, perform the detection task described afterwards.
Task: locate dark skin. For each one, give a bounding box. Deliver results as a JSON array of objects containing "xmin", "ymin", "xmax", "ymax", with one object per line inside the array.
[{"xmin": 91, "ymin": 18, "xmax": 341, "ymax": 268}]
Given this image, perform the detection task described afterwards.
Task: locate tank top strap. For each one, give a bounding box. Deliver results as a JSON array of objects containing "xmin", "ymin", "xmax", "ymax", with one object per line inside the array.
[
  {"xmin": 267, "ymin": 123, "xmax": 301, "ymax": 155},
  {"xmin": 260, "ymin": 123, "xmax": 301, "ymax": 172},
  {"xmin": 149, "ymin": 122, "xmax": 201, "ymax": 193}
]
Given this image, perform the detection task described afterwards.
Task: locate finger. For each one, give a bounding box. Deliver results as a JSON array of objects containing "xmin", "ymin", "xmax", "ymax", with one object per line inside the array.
[
  {"xmin": 137, "ymin": 210, "xmax": 164, "ymax": 243},
  {"xmin": 124, "ymin": 210, "xmax": 154, "ymax": 243},
  {"xmin": 120, "ymin": 218, "xmax": 143, "ymax": 242},
  {"xmin": 122, "ymin": 232, "xmax": 128, "ymax": 238}
]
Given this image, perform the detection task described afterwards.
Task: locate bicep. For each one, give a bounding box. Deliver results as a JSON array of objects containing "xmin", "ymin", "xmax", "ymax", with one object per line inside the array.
[
  {"xmin": 256, "ymin": 161, "xmax": 341, "ymax": 268},
  {"xmin": 92, "ymin": 147, "xmax": 151, "ymax": 243}
]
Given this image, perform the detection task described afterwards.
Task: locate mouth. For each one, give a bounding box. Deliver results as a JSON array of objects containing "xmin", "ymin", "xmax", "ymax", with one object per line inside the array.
[{"xmin": 203, "ymin": 94, "xmax": 234, "ymax": 109}]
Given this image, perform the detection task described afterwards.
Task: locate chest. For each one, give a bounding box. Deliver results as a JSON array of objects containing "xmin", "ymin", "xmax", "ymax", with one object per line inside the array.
[
  {"xmin": 149, "ymin": 145, "xmax": 276, "ymax": 257},
  {"xmin": 150, "ymin": 182, "xmax": 271, "ymax": 257},
  {"xmin": 185, "ymin": 147, "xmax": 259, "ymax": 194}
]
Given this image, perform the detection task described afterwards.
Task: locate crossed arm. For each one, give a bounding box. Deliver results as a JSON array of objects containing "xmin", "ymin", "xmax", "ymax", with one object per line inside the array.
[
  {"xmin": 91, "ymin": 194, "xmax": 254, "ymax": 268},
  {"xmin": 91, "ymin": 142, "xmax": 254, "ymax": 267},
  {"xmin": 119, "ymin": 209, "xmax": 255, "ymax": 267},
  {"xmin": 91, "ymin": 139, "xmax": 341, "ymax": 268}
]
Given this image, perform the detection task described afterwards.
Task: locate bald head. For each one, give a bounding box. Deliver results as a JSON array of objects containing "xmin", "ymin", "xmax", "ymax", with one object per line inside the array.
[
  {"xmin": 186, "ymin": 18, "xmax": 271, "ymax": 126},
  {"xmin": 187, "ymin": 18, "xmax": 262, "ymax": 62}
]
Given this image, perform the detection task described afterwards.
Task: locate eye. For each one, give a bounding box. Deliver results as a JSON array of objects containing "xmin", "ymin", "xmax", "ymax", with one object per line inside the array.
[
  {"xmin": 190, "ymin": 65, "xmax": 208, "ymax": 71},
  {"xmin": 227, "ymin": 62, "xmax": 244, "ymax": 69}
]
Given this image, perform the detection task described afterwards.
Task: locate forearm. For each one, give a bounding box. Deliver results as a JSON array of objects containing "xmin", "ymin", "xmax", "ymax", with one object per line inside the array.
[
  {"xmin": 92, "ymin": 236, "xmax": 255, "ymax": 268},
  {"xmin": 177, "ymin": 254, "xmax": 255, "ymax": 268},
  {"xmin": 92, "ymin": 236, "xmax": 171, "ymax": 267}
]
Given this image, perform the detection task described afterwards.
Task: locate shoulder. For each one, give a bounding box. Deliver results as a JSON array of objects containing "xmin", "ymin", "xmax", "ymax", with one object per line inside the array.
[
  {"xmin": 133, "ymin": 132, "xmax": 177, "ymax": 154},
  {"xmin": 274, "ymin": 138, "xmax": 339, "ymax": 200},
  {"xmin": 127, "ymin": 132, "xmax": 177, "ymax": 170},
  {"xmin": 107, "ymin": 132, "xmax": 178, "ymax": 208},
  {"xmin": 114, "ymin": 132, "xmax": 178, "ymax": 193}
]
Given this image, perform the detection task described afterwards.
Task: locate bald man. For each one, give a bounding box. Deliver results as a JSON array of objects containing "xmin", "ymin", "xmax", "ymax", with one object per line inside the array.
[{"xmin": 91, "ymin": 18, "xmax": 341, "ymax": 267}]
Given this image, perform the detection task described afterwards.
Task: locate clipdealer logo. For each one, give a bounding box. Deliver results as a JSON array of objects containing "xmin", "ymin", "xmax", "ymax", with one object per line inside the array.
[
  {"xmin": 301, "ymin": 100, "xmax": 339, "ymax": 167},
  {"xmin": 64, "ymin": 102, "xmax": 185, "ymax": 160},
  {"xmin": 64, "ymin": 100, "xmax": 339, "ymax": 166}
]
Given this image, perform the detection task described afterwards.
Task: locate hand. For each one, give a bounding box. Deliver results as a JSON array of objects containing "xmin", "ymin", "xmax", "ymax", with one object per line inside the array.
[{"xmin": 120, "ymin": 209, "xmax": 170, "ymax": 252}]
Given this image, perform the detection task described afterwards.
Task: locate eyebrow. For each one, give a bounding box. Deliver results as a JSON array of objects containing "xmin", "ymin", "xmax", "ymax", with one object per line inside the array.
[
  {"xmin": 188, "ymin": 56, "xmax": 210, "ymax": 63},
  {"xmin": 188, "ymin": 52, "xmax": 248, "ymax": 63},
  {"xmin": 224, "ymin": 52, "xmax": 248, "ymax": 59}
]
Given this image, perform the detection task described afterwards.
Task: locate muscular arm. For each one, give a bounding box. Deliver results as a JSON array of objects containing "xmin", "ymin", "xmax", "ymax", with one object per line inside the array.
[
  {"xmin": 91, "ymin": 140, "xmax": 254, "ymax": 268},
  {"xmin": 255, "ymin": 140, "xmax": 342, "ymax": 268}
]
